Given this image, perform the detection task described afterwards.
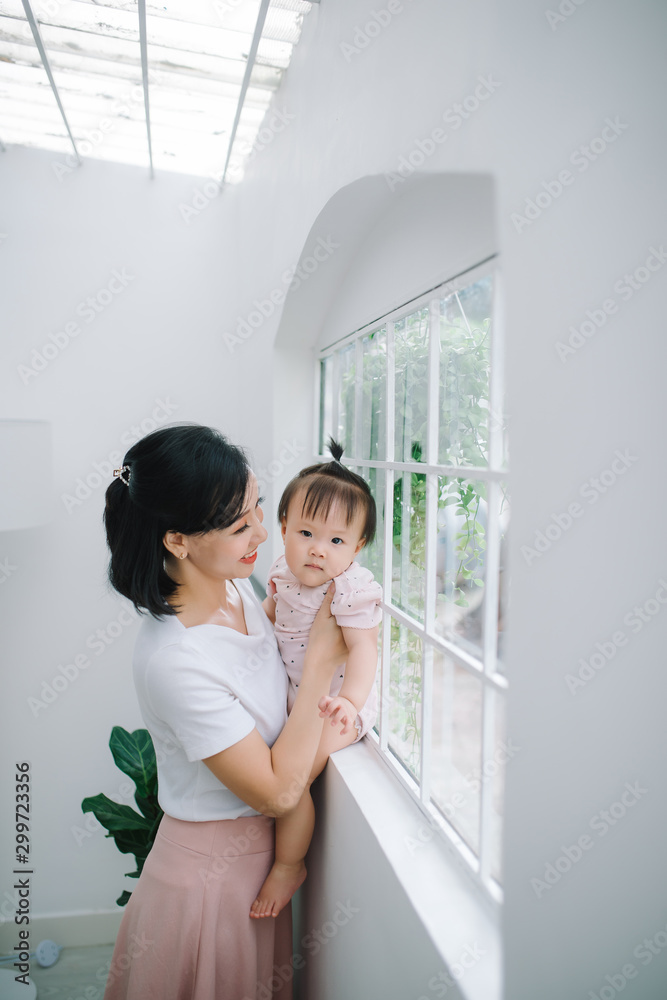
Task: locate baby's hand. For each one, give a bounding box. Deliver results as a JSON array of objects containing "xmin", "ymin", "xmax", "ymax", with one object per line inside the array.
[{"xmin": 318, "ymin": 695, "xmax": 358, "ymax": 735}]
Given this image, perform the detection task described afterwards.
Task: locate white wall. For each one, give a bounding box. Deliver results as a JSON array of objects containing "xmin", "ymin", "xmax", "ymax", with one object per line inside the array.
[
  {"xmin": 0, "ymin": 149, "xmax": 251, "ymax": 934},
  {"xmin": 2, "ymin": 1, "xmax": 666, "ymax": 998},
  {"xmin": 240, "ymin": 3, "xmax": 667, "ymax": 998}
]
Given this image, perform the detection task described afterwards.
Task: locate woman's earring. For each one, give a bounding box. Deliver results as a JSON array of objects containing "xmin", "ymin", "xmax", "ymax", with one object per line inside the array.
[{"xmin": 180, "ymin": 553, "xmax": 186, "ymax": 560}]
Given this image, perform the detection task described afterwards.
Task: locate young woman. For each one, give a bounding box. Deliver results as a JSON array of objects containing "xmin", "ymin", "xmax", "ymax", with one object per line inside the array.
[{"xmin": 102, "ymin": 424, "xmax": 346, "ymax": 1000}]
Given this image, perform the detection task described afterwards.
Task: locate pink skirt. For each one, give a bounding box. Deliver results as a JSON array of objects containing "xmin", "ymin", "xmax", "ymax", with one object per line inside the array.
[{"xmin": 103, "ymin": 813, "xmax": 293, "ymax": 1000}]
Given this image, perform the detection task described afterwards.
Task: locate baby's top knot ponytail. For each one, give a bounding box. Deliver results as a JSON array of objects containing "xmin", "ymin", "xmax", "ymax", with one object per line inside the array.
[
  {"xmin": 277, "ymin": 436, "xmax": 377, "ymax": 546},
  {"xmin": 328, "ymin": 437, "xmax": 345, "ymax": 463}
]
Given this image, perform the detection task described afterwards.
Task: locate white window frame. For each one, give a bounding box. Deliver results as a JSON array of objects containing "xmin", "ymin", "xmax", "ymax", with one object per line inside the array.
[{"xmin": 315, "ymin": 256, "xmax": 507, "ymax": 904}]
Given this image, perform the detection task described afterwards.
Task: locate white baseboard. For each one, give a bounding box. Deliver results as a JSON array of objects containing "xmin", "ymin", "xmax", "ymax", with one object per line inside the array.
[{"xmin": 0, "ymin": 910, "xmax": 123, "ymax": 953}]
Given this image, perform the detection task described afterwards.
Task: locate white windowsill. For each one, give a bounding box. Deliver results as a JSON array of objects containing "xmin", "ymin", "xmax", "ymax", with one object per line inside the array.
[{"xmin": 328, "ymin": 738, "xmax": 502, "ymax": 1000}]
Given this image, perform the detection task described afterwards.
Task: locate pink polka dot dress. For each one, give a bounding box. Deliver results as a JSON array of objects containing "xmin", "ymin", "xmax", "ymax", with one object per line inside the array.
[{"xmin": 268, "ymin": 554, "xmax": 382, "ymax": 740}]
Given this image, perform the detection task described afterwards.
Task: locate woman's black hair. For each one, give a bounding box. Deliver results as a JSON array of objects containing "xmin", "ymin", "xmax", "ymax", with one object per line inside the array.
[
  {"xmin": 103, "ymin": 424, "xmax": 250, "ymax": 618},
  {"xmin": 277, "ymin": 438, "xmax": 376, "ymax": 545}
]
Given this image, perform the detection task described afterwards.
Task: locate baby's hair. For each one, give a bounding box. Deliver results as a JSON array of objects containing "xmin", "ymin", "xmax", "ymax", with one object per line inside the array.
[{"xmin": 277, "ymin": 438, "xmax": 376, "ymax": 545}]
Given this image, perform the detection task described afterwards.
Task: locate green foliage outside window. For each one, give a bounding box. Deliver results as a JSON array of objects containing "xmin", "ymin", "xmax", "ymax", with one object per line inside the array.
[
  {"xmin": 325, "ymin": 277, "xmax": 499, "ymax": 761},
  {"xmin": 335, "ymin": 278, "xmax": 494, "ymax": 607}
]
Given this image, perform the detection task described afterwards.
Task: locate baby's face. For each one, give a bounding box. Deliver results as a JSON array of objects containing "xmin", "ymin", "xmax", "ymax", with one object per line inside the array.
[{"xmin": 281, "ymin": 491, "xmax": 366, "ymax": 587}]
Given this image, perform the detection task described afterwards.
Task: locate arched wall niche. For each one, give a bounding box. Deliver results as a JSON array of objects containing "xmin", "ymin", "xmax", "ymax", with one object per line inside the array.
[{"xmin": 262, "ymin": 171, "xmax": 496, "ymax": 573}]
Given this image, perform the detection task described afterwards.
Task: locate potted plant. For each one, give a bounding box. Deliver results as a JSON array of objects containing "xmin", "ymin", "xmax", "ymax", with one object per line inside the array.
[{"xmin": 82, "ymin": 726, "xmax": 163, "ymax": 906}]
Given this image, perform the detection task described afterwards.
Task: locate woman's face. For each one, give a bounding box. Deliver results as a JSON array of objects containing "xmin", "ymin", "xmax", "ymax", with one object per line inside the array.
[{"xmin": 181, "ymin": 473, "xmax": 267, "ymax": 580}]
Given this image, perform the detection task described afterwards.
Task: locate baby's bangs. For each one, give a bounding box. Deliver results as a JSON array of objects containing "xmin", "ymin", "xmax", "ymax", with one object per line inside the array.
[{"xmin": 299, "ymin": 475, "xmax": 364, "ymax": 527}]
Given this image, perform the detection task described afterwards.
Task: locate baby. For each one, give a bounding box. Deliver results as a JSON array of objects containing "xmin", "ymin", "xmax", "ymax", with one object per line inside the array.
[{"xmin": 251, "ymin": 440, "xmax": 382, "ymax": 918}]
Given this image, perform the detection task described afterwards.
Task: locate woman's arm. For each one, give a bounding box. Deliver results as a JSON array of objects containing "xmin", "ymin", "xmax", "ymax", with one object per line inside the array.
[{"xmin": 203, "ymin": 587, "xmax": 345, "ymax": 817}]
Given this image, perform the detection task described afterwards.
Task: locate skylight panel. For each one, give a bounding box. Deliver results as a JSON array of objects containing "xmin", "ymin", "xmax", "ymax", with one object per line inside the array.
[{"xmin": 0, "ymin": 0, "xmax": 315, "ymax": 179}]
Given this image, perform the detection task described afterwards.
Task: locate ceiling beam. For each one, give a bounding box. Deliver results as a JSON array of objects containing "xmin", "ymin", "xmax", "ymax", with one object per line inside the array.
[
  {"xmin": 21, "ymin": 0, "xmax": 81, "ymax": 164},
  {"xmin": 137, "ymin": 0, "xmax": 154, "ymax": 178},
  {"xmin": 221, "ymin": 0, "xmax": 271, "ymax": 185}
]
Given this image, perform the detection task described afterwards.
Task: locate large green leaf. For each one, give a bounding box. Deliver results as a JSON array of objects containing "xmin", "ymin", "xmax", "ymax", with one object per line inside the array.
[
  {"xmin": 135, "ymin": 793, "xmax": 161, "ymax": 822},
  {"xmin": 109, "ymin": 727, "xmax": 157, "ymax": 799},
  {"xmin": 111, "ymin": 827, "xmax": 152, "ymax": 857},
  {"xmin": 82, "ymin": 727, "xmax": 163, "ymax": 907},
  {"xmin": 81, "ymin": 794, "xmax": 152, "ymax": 832}
]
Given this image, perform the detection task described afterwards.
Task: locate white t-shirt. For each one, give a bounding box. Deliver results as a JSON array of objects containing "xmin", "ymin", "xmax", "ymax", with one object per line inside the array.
[{"xmin": 133, "ymin": 578, "xmax": 288, "ymax": 821}]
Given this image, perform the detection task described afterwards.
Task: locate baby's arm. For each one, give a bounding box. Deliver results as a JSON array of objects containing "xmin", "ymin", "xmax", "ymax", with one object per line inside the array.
[{"xmin": 319, "ymin": 625, "xmax": 379, "ymax": 734}]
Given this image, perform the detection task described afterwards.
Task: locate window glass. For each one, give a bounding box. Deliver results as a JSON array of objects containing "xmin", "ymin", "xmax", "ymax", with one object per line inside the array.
[{"xmin": 318, "ymin": 265, "xmax": 506, "ymax": 896}]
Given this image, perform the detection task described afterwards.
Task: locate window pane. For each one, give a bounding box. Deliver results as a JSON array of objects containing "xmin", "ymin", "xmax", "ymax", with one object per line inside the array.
[
  {"xmin": 388, "ymin": 622, "xmax": 422, "ymax": 780},
  {"xmin": 317, "ymin": 268, "xmax": 506, "ymax": 888},
  {"xmin": 439, "ymin": 276, "xmax": 493, "ymax": 467},
  {"xmin": 431, "ymin": 651, "xmax": 482, "ymax": 853},
  {"xmin": 394, "ymin": 307, "xmax": 429, "ymax": 463},
  {"xmin": 491, "ymin": 691, "xmax": 507, "ymax": 883},
  {"xmin": 360, "ymin": 327, "xmax": 387, "ymax": 462},
  {"xmin": 372, "ymin": 624, "xmax": 383, "ymax": 738},
  {"xmin": 335, "ymin": 344, "xmax": 356, "ymax": 456},
  {"xmin": 392, "ymin": 470, "xmax": 426, "ymax": 623},
  {"xmin": 357, "ymin": 466, "xmax": 386, "ymax": 584},
  {"xmin": 497, "ymin": 485, "xmax": 510, "ymax": 671},
  {"xmin": 435, "ymin": 476, "xmax": 488, "ymax": 656},
  {"xmin": 319, "ymin": 355, "xmax": 333, "ymax": 455}
]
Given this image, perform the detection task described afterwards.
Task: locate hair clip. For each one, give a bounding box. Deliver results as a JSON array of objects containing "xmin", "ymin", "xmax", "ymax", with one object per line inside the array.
[{"xmin": 113, "ymin": 465, "xmax": 131, "ymax": 487}]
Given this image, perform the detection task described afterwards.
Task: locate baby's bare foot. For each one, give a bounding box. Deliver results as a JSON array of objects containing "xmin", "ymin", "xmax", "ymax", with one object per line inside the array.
[{"xmin": 250, "ymin": 860, "xmax": 307, "ymax": 919}]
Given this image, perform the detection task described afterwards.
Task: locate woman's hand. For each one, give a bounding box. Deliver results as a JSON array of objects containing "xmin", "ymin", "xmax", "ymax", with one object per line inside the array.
[{"xmin": 302, "ymin": 584, "xmax": 347, "ymax": 681}]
